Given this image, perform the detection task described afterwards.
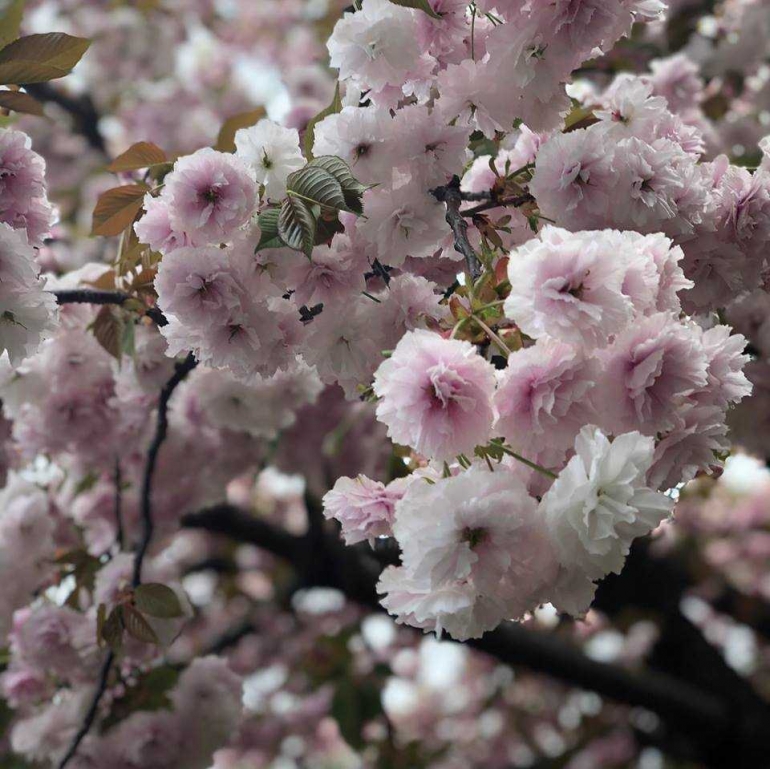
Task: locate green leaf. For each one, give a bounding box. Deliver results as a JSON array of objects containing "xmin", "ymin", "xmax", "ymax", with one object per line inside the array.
[
  {"xmin": 0, "ymin": 89, "xmax": 44, "ymax": 116},
  {"xmin": 91, "ymin": 183, "xmax": 147, "ymax": 237},
  {"xmin": 0, "ymin": 33, "xmax": 90, "ymax": 85},
  {"xmin": 254, "ymin": 207, "xmax": 284, "ymax": 252},
  {"xmin": 308, "ymin": 155, "xmax": 367, "ymax": 195},
  {"xmin": 390, "ymin": 0, "xmax": 441, "ymax": 19},
  {"xmin": 134, "ymin": 583, "xmax": 184, "ymax": 619},
  {"xmin": 0, "ymin": 0, "xmax": 25, "ymax": 49},
  {"xmin": 107, "ymin": 141, "xmax": 166, "ymax": 173},
  {"xmin": 122, "ymin": 604, "xmax": 159, "ymax": 645},
  {"xmin": 304, "ymin": 82, "xmax": 341, "ymax": 160},
  {"xmin": 307, "ymin": 155, "xmax": 367, "ymax": 214},
  {"xmin": 286, "ymin": 165, "xmax": 351, "ymax": 212},
  {"xmin": 278, "ymin": 196, "xmax": 316, "ymax": 257}
]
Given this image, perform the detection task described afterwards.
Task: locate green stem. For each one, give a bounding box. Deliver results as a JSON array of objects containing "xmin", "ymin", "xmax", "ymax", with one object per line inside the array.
[
  {"xmin": 474, "ymin": 316, "xmax": 510, "ymax": 358},
  {"xmin": 499, "ymin": 446, "xmax": 558, "ymax": 479}
]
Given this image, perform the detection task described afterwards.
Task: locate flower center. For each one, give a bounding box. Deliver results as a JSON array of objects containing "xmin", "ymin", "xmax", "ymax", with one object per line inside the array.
[{"xmin": 462, "ymin": 526, "xmax": 487, "ymax": 549}]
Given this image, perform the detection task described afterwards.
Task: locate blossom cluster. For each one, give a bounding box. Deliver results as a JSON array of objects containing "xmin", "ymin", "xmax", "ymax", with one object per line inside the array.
[
  {"xmin": 0, "ymin": 130, "xmax": 58, "ymax": 364},
  {"xmin": 0, "ymin": 0, "xmax": 768, "ymax": 765},
  {"xmin": 326, "ymin": 225, "xmax": 750, "ymax": 638}
]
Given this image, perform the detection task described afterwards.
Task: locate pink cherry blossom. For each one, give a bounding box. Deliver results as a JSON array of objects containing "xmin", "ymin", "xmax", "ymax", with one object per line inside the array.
[{"xmin": 373, "ymin": 330, "xmax": 496, "ymax": 462}]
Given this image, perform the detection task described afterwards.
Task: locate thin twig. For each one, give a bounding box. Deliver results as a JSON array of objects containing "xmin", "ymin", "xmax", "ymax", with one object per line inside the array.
[
  {"xmin": 473, "ymin": 316, "xmax": 510, "ymax": 358},
  {"xmin": 56, "ymin": 650, "xmax": 114, "ymax": 769},
  {"xmin": 461, "ymin": 193, "xmax": 534, "ymax": 218},
  {"xmin": 431, "ymin": 176, "xmax": 483, "ymax": 281},
  {"xmin": 114, "ymin": 460, "xmax": 124, "ymax": 550},
  {"xmin": 58, "ymin": 353, "xmax": 196, "ymax": 767},
  {"xmin": 132, "ymin": 352, "xmax": 197, "ymax": 587}
]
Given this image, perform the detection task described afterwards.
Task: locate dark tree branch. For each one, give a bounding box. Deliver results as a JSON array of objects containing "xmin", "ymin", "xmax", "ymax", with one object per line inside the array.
[
  {"xmin": 182, "ymin": 505, "xmax": 302, "ymax": 563},
  {"xmin": 53, "ymin": 289, "xmax": 168, "ymax": 327},
  {"xmin": 56, "ymin": 650, "xmax": 114, "ymax": 769},
  {"xmin": 431, "ymin": 176, "xmax": 483, "ymax": 282},
  {"xmin": 461, "ymin": 193, "xmax": 534, "ymax": 218},
  {"xmin": 202, "ymin": 620, "xmax": 257, "ymax": 657},
  {"xmin": 180, "ymin": 503, "xmax": 770, "ymax": 766},
  {"xmin": 132, "ymin": 352, "xmax": 197, "ymax": 587},
  {"xmin": 53, "ymin": 289, "xmax": 131, "ymax": 306},
  {"xmin": 23, "ymin": 83, "xmax": 107, "ymax": 156},
  {"xmin": 113, "ymin": 460, "xmax": 124, "ymax": 550},
  {"xmin": 59, "ymin": 352, "xmax": 197, "ymax": 767}
]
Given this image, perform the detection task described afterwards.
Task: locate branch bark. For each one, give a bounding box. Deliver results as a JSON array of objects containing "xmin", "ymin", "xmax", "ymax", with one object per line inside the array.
[
  {"xmin": 132, "ymin": 352, "xmax": 197, "ymax": 586},
  {"xmin": 180, "ymin": 503, "xmax": 770, "ymax": 766},
  {"xmin": 24, "ymin": 83, "xmax": 107, "ymax": 156},
  {"xmin": 53, "ymin": 289, "xmax": 168, "ymax": 327},
  {"xmin": 56, "ymin": 651, "xmax": 114, "ymax": 769},
  {"xmin": 431, "ymin": 176, "xmax": 483, "ymax": 282},
  {"xmin": 58, "ymin": 352, "xmax": 197, "ymax": 768}
]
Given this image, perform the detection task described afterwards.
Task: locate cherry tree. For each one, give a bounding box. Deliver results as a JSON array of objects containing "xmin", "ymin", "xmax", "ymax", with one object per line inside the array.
[{"xmin": 0, "ymin": 0, "xmax": 769, "ymax": 767}]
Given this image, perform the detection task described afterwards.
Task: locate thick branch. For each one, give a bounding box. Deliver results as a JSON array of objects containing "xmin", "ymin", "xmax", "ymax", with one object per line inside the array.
[
  {"xmin": 431, "ymin": 176, "xmax": 483, "ymax": 281},
  {"xmin": 53, "ymin": 289, "xmax": 168, "ymax": 327},
  {"xmin": 180, "ymin": 503, "xmax": 759, "ymax": 763},
  {"xmin": 133, "ymin": 352, "xmax": 197, "ymax": 587},
  {"xmin": 24, "ymin": 83, "xmax": 107, "ymax": 156},
  {"xmin": 181, "ymin": 504, "xmax": 302, "ymax": 563}
]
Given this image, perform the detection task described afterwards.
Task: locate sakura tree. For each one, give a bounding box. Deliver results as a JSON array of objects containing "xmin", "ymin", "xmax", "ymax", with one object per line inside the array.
[{"xmin": 0, "ymin": 0, "xmax": 769, "ymax": 767}]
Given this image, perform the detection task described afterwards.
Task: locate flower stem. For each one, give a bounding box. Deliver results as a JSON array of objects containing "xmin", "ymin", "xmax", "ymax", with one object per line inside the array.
[{"xmin": 499, "ymin": 446, "xmax": 557, "ymax": 479}]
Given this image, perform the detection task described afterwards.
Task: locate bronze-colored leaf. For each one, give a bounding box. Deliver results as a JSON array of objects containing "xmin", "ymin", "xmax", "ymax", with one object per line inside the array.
[
  {"xmin": 304, "ymin": 83, "xmax": 340, "ymax": 160},
  {"xmin": 0, "ymin": 0, "xmax": 25, "ymax": 49},
  {"xmin": 107, "ymin": 141, "xmax": 167, "ymax": 173},
  {"xmin": 96, "ymin": 603, "xmax": 107, "ymax": 647},
  {"xmin": 85, "ymin": 269, "xmax": 116, "ymax": 291},
  {"xmin": 101, "ymin": 607, "xmax": 124, "ymax": 653},
  {"xmin": 0, "ymin": 33, "xmax": 91, "ymax": 85},
  {"xmin": 122, "ymin": 604, "xmax": 159, "ymax": 644},
  {"xmin": 215, "ymin": 107, "xmax": 266, "ymax": 153},
  {"xmin": 92, "ymin": 305, "xmax": 124, "ymax": 359},
  {"xmin": 0, "ymin": 88, "xmax": 44, "ymax": 116},
  {"xmin": 134, "ymin": 583, "xmax": 184, "ymax": 618},
  {"xmin": 91, "ymin": 184, "xmax": 147, "ymax": 237}
]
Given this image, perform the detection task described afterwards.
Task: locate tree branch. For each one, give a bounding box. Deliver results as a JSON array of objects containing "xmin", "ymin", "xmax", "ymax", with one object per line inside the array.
[
  {"xmin": 58, "ymin": 352, "xmax": 197, "ymax": 767},
  {"xmin": 431, "ymin": 176, "xmax": 483, "ymax": 282},
  {"xmin": 113, "ymin": 460, "xmax": 124, "ymax": 550},
  {"xmin": 56, "ymin": 650, "xmax": 114, "ymax": 769},
  {"xmin": 53, "ymin": 289, "xmax": 168, "ymax": 327},
  {"xmin": 461, "ymin": 192, "xmax": 534, "ymax": 218},
  {"xmin": 132, "ymin": 352, "xmax": 197, "ymax": 587},
  {"xmin": 181, "ymin": 504, "xmax": 302, "ymax": 563},
  {"xmin": 23, "ymin": 83, "xmax": 107, "ymax": 156},
  {"xmin": 180, "ymin": 503, "xmax": 769, "ymax": 765}
]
